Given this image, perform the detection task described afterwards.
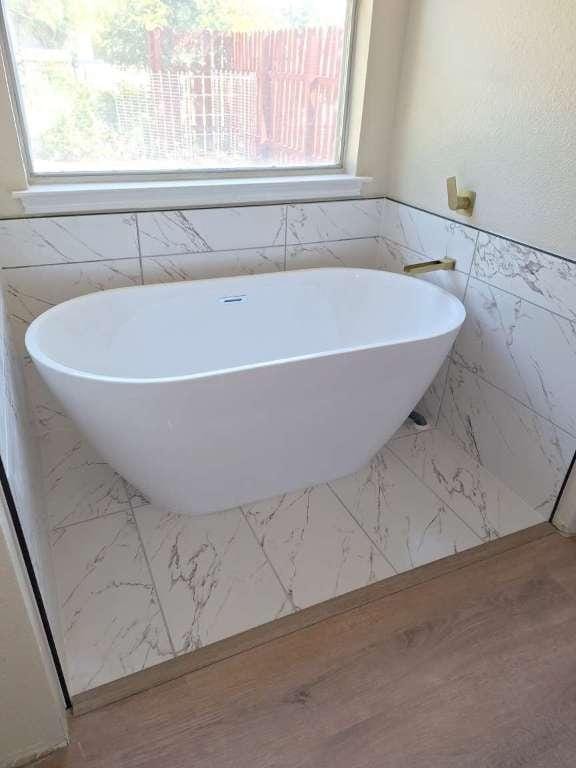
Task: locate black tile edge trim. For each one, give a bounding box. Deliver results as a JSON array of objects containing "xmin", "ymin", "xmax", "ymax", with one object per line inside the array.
[
  {"xmin": 551, "ymin": 448, "xmax": 576, "ymax": 524},
  {"xmin": 0, "ymin": 453, "xmax": 72, "ymax": 709}
]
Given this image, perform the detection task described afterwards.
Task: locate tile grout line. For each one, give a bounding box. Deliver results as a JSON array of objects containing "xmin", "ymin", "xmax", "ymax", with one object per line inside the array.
[
  {"xmin": 240, "ymin": 506, "xmax": 298, "ymax": 613},
  {"xmin": 51, "ymin": 505, "xmax": 129, "ymax": 533},
  {"xmin": 134, "ymin": 213, "xmax": 145, "ymax": 285},
  {"xmin": 326, "ymin": 483, "xmax": 399, "ymax": 576},
  {"xmin": 467, "ymin": 271, "xmax": 576, "ymax": 325},
  {"xmin": 386, "ymin": 440, "xmax": 495, "ymax": 545},
  {"xmin": 126, "ymin": 482, "xmax": 178, "ymax": 658},
  {"xmin": 447, "ymin": 357, "xmax": 576, "ymax": 442}
]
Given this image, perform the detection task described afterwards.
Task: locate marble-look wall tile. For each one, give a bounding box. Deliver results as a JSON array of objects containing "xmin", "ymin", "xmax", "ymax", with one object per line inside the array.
[
  {"xmin": 378, "ymin": 238, "xmax": 469, "ymax": 299},
  {"xmin": 438, "ymin": 362, "xmax": 576, "ymax": 516},
  {"xmin": 381, "ymin": 200, "xmax": 478, "ymax": 273},
  {"xmin": 455, "ymin": 277, "xmax": 576, "ymax": 435},
  {"xmin": 472, "ymin": 232, "xmax": 576, "ymax": 320},
  {"xmin": 0, "ymin": 214, "xmax": 138, "ymax": 267},
  {"xmin": 41, "ymin": 429, "xmax": 131, "ymax": 529},
  {"xmin": 138, "ymin": 205, "xmax": 286, "ymax": 257},
  {"xmin": 4, "ymin": 259, "xmax": 142, "ymax": 434},
  {"xmin": 287, "ymin": 199, "xmax": 382, "ymax": 245},
  {"xmin": 51, "ymin": 511, "xmax": 174, "ymax": 694},
  {"xmin": 4, "ymin": 258, "xmax": 142, "ymax": 354},
  {"xmin": 135, "ymin": 504, "xmax": 290, "ymax": 653},
  {"xmin": 142, "ymin": 246, "xmax": 285, "ymax": 284},
  {"xmin": 390, "ymin": 430, "xmax": 544, "ymax": 541},
  {"xmin": 243, "ymin": 484, "xmax": 395, "ymax": 609},
  {"xmin": 286, "ymin": 238, "xmax": 381, "ymax": 271},
  {"xmin": 330, "ymin": 448, "xmax": 481, "ymax": 573}
]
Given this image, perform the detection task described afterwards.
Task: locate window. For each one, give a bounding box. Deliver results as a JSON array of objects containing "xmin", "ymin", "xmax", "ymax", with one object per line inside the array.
[{"xmin": 2, "ymin": 0, "xmax": 355, "ymax": 177}]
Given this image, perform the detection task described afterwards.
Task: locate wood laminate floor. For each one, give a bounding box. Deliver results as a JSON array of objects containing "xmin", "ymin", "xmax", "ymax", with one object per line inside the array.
[{"xmin": 35, "ymin": 524, "xmax": 576, "ymax": 768}]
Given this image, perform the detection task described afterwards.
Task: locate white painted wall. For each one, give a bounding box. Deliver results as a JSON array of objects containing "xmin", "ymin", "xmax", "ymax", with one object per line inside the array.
[
  {"xmin": 387, "ymin": 0, "xmax": 576, "ymax": 259},
  {"xmin": 0, "ymin": 497, "xmax": 67, "ymax": 768}
]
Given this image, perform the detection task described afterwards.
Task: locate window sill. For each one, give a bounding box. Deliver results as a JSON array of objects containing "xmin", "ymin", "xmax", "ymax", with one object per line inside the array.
[{"xmin": 13, "ymin": 174, "xmax": 371, "ymax": 215}]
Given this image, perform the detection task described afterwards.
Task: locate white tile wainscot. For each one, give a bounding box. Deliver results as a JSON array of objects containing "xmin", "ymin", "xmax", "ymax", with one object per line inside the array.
[
  {"xmin": 141, "ymin": 246, "xmax": 285, "ymax": 284},
  {"xmin": 287, "ymin": 199, "xmax": 382, "ymax": 245},
  {"xmin": 380, "ymin": 199, "xmax": 478, "ymax": 273},
  {"xmin": 137, "ymin": 205, "xmax": 287, "ymax": 257},
  {"xmin": 439, "ymin": 362, "xmax": 576, "ymax": 517},
  {"xmin": 454, "ymin": 276, "xmax": 576, "ymax": 436},
  {"xmin": 0, "ymin": 213, "xmax": 138, "ymax": 267}
]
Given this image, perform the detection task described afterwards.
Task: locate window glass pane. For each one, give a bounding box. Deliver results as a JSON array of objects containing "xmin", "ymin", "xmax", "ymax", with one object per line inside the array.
[{"xmin": 3, "ymin": 0, "xmax": 351, "ymax": 174}]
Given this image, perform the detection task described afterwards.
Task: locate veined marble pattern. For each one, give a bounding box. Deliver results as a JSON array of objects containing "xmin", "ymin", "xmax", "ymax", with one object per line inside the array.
[
  {"xmin": 0, "ymin": 214, "xmax": 138, "ymax": 268},
  {"xmin": 378, "ymin": 237, "xmax": 469, "ymax": 299},
  {"xmin": 137, "ymin": 205, "xmax": 287, "ymax": 257},
  {"xmin": 243, "ymin": 484, "xmax": 395, "ymax": 609},
  {"xmin": 40, "ymin": 429, "xmax": 130, "ymax": 528},
  {"xmin": 4, "ymin": 258, "xmax": 142, "ymax": 434},
  {"xmin": 330, "ymin": 448, "xmax": 481, "ymax": 573},
  {"xmin": 4, "ymin": 258, "xmax": 143, "ymax": 354},
  {"xmin": 454, "ymin": 277, "xmax": 576, "ymax": 435},
  {"xmin": 142, "ymin": 246, "xmax": 285, "ymax": 284},
  {"xmin": 287, "ymin": 199, "xmax": 382, "ymax": 245},
  {"xmin": 439, "ymin": 362, "xmax": 576, "ymax": 516},
  {"xmin": 135, "ymin": 504, "xmax": 291, "ymax": 654},
  {"xmin": 472, "ymin": 232, "xmax": 576, "ymax": 321},
  {"xmin": 51, "ymin": 511, "xmax": 174, "ymax": 694},
  {"xmin": 390, "ymin": 430, "xmax": 544, "ymax": 541},
  {"xmin": 286, "ymin": 238, "xmax": 381, "ymax": 271},
  {"xmin": 380, "ymin": 199, "xmax": 478, "ymax": 272}
]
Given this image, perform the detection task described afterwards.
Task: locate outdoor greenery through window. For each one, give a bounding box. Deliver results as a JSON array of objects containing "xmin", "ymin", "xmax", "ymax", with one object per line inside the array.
[{"xmin": 2, "ymin": 0, "xmax": 353, "ymax": 175}]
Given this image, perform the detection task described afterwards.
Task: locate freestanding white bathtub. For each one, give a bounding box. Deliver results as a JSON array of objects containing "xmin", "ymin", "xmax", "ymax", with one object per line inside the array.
[{"xmin": 26, "ymin": 268, "xmax": 465, "ymax": 516}]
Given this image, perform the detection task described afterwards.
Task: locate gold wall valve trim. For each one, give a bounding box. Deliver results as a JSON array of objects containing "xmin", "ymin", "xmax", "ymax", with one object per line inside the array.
[
  {"xmin": 447, "ymin": 176, "xmax": 475, "ymax": 216},
  {"xmin": 403, "ymin": 258, "xmax": 456, "ymax": 275}
]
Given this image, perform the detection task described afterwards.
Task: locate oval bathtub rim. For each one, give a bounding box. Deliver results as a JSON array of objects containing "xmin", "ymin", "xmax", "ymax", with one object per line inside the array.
[{"xmin": 24, "ymin": 267, "xmax": 466, "ymax": 386}]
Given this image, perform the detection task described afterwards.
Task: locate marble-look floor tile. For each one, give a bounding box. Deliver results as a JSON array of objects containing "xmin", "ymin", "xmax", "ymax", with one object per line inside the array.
[
  {"xmin": 137, "ymin": 205, "xmax": 286, "ymax": 257},
  {"xmin": 380, "ymin": 200, "xmax": 478, "ymax": 273},
  {"xmin": 41, "ymin": 429, "xmax": 130, "ymax": 529},
  {"xmin": 141, "ymin": 246, "xmax": 284, "ymax": 284},
  {"xmin": 287, "ymin": 199, "xmax": 382, "ymax": 244},
  {"xmin": 0, "ymin": 213, "xmax": 138, "ymax": 268},
  {"xmin": 439, "ymin": 362, "xmax": 576, "ymax": 516},
  {"xmin": 243, "ymin": 484, "xmax": 395, "ymax": 609},
  {"xmin": 286, "ymin": 238, "xmax": 381, "ymax": 271},
  {"xmin": 454, "ymin": 277, "xmax": 576, "ymax": 435},
  {"xmin": 378, "ymin": 237, "xmax": 469, "ymax": 299},
  {"xmin": 390, "ymin": 429, "xmax": 544, "ymax": 540},
  {"xmin": 4, "ymin": 258, "xmax": 142, "ymax": 354},
  {"xmin": 135, "ymin": 504, "xmax": 290, "ymax": 653},
  {"xmin": 51, "ymin": 511, "xmax": 173, "ymax": 694},
  {"xmin": 472, "ymin": 232, "xmax": 576, "ymax": 320},
  {"xmin": 330, "ymin": 448, "xmax": 481, "ymax": 573}
]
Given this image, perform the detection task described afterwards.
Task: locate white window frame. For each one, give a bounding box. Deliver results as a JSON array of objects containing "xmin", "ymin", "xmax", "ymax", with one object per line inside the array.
[{"xmin": 0, "ymin": 0, "xmax": 369, "ymax": 212}]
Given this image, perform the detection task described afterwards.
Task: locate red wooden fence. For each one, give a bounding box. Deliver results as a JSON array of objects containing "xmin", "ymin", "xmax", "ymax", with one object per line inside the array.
[{"xmin": 144, "ymin": 26, "xmax": 344, "ymax": 165}]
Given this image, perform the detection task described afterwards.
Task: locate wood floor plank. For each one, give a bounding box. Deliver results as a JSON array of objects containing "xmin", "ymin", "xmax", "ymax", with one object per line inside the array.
[{"xmin": 32, "ymin": 528, "xmax": 576, "ymax": 768}]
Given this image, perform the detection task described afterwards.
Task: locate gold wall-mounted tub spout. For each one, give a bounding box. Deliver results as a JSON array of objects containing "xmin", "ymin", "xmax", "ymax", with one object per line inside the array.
[{"xmin": 403, "ymin": 258, "xmax": 456, "ymax": 275}]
